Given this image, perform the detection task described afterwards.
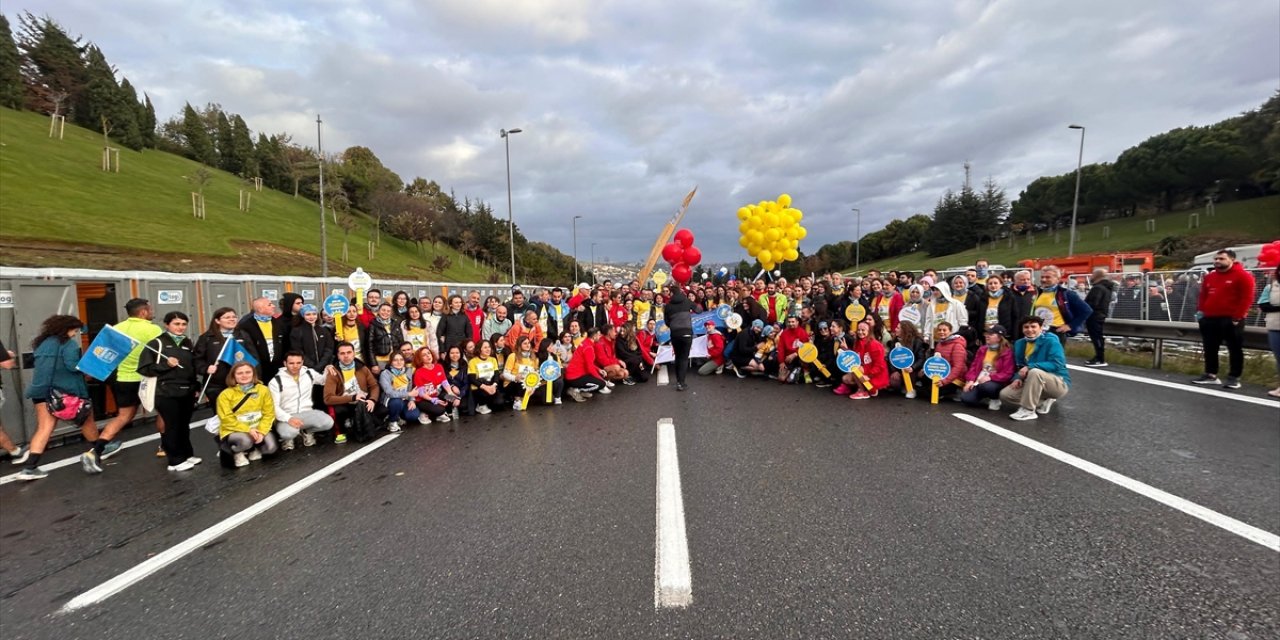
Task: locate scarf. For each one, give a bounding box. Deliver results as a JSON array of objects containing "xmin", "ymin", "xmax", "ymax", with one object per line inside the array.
[{"xmin": 253, "ymin": 313, "xmax": 272, "ymax": 323}]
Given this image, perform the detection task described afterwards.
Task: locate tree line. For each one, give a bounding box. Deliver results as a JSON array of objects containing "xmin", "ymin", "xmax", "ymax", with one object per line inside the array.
[{"xmin": 0, "ymin": 12, "xmax": 580, "ymax": 284}]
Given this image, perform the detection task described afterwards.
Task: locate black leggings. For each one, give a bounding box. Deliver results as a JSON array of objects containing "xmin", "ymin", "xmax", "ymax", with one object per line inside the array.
[
  {"xmin": 565, "ymin": 375, "xmax": 605, "ymax": 391},
  {"xmin": 669, "ymin": 334, "xmax": 693, "ymax": 384}
]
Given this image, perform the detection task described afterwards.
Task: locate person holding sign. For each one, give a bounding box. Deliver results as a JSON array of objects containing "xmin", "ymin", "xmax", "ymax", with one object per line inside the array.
[
  {"xmin": 501, "ymin": 336, "xmax": 543, "ymax": 410},
  {"xmin": 1000, "ymin": 316, "xmax": 1071, "ymax": 421},
  {"xmin": 887, "ymin": 320, "xmax": 929, "ymax": 398},
  {"xmin": 467, "ymin": 340, "xmax": 504, "ymax": 414},
  {"xmin": 776, "ymin": 315, "xmax": 811, "ymax": 384},
  {"xmin": 838, "ymin": 321, "xmax": 888, "ymax": 399},
  {"xmin": 564, "ymin": 327, "xmax": 607, "ymax": 402},
  {"xmin": 930, "ymin": 321, "xmax": 969, "ymax": 400},
  {"xmin": 696, "ymin": 321, "xmax": 727, "ymax": 376},
  {"xmin": 960, "ymin": 325, "xmax": 1015, "ymax": 410}
]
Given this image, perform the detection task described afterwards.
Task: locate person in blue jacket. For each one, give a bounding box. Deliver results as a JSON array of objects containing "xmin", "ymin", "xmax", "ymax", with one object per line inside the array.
[
  {"xmin": 1033, "ymin": 265, "xmax": 1094, "ymax": 347},
  {"xmin": 999, "ymin": 315, "xmax": 1070, "ymax": 421},
  {"xmin": 17, "ymin": 315, "xmax": 102, "ymax": 480}
]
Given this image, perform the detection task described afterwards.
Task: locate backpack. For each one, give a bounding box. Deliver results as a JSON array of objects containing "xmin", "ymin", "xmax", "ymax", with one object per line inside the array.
[{"xmin": 347, "ymin": 401, "xmax": 381, "ymax": 443}]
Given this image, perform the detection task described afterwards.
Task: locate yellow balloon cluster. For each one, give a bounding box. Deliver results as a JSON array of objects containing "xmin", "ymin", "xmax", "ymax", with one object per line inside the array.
[{"xmin": 735, "ymin": 193, "xmax": 807, "ymax": 271}]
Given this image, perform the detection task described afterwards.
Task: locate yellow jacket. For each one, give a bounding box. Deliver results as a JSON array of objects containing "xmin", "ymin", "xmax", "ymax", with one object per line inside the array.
[{"xmin": 216, "ymin": 383, "xmax": 276, "ymax": 438}]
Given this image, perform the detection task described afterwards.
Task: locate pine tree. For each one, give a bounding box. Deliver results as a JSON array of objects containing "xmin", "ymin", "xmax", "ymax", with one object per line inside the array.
[
  {"xmin": 0, "ymin": 15, "xmax": 23, "ymax": 109},
  {"xmin": 181, "ymin": 102, "xmax": 216, "ymax": 165},
  {"xmin": 16, "ymin": 12, "xmax": 87, "ymax": 117},
  {"xmin": 115, "ymin": 77, "xmax": 144, "ymax": 150},
  {"xmin": 140, "ymin": 94, "xmax": 157, "ymax": 147},
  {"xmin": 215, "ymin": 110, "xmax": 235, "ymax": 172},
  {"xmin": 231, "ymin": 114, "xmax": 256, "ymax": 177}
]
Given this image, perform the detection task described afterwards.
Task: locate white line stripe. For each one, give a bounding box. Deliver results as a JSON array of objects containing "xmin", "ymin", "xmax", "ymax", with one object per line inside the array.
[
  {"xmin": 1068, "ymin": 365, "xmax": 1280, "ymax": 409},
  {"xmin": 655, "ymin": 418, "xmax": 692, "ymax": 608},
  {"xmin": 59, "ymin": 432, "xmax": 400, "ymax": 612},
  {"xmin": 0, "ymin": 419, "xmax": 212, "ymax": 486},
  {"xmin": 952, "ymin": 413, "xmax": 1280, "ymax": 552}
]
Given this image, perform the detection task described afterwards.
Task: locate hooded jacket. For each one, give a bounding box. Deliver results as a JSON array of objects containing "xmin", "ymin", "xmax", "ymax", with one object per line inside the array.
[
  {"xmin": 1084, "ymin": 279, "xmax": 1117, "ymax": 318},
  {"xmin": 925, "ymin": 285, "xmax": 969, "ymax": 340},
  {"xmin": 664, "ymin": 288, "xmax": 695, "ymax": 337}
]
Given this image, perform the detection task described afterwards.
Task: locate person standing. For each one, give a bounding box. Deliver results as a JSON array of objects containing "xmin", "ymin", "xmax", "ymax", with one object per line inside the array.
[
  {"xmin": 16, "ymin": 316, "xmax": 101, "ymax": 480},
  {"xmin": 1257, "ymin": 266, "xmax": 1280, "ymax": 398},
  {"xmin": 137, "ymin": 311, "xmax": 201, "ymax": 471},
  {"xmin": 96, "ymin": 298, "xmax": 164, "ymax": 461},
  {"xmin": 1193, "ymin": 249, "xmax": 1257, "ymax": 389},
  {"xmin": 1083, "ymin": 268, "xmax": 1116, "ymax": 367},
  {"xmin": 0, "ymin": 338, "xmax": 28, "ymax": 464},
  {"xmin": 664, "ymin": 284, "xmax": 695, "ymax": 391},
  {"xmin": 238, "ymin": 297, "xmax": 287, "ymax": 382}
]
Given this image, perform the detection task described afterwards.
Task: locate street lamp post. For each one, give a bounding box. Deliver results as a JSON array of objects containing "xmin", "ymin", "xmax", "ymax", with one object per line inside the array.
[
  {"xmin": 500, "ymin": 127, "xmax": 523, "ymax": 284},
  {"xmin": 1067, "ymin": 124, "xmax": 1086, "ymax": 257},
  {"xmin": 852, "ymin": 207, "xmax": 861, "ymax": 272},
  {"xmin": 317, "ymin": 115, "xmax": 327, "ymax": 277},
  {"xmin": 572, "ymin": 215, "xmax": 583, "ymax": 283},
  {"xmin": 591, "ymin": 242, "xmax": 598, "ymax": 285}
]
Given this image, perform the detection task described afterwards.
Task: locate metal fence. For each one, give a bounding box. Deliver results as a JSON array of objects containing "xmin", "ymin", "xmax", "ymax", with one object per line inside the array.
[{"xmin": 1065, "ymin": 268, "xmax": 1273, "ymax": 327}]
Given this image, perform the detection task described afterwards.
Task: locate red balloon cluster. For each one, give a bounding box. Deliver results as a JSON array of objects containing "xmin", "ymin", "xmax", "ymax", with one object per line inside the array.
[
  {"xmin": 662, "ymin": 228, "xmax": 702, "ymax": 284},
  {"xmin": 1259, "ymin": 240, "xmax": 1280, "ymax": 267}
]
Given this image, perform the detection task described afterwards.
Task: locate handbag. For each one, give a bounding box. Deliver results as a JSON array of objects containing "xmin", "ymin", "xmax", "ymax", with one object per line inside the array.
[
  {"xmin": 139, "ymin": 376, "xmax": 157, "ymax": 412},
  {"xmin": 48, "ymin": 389, "xmax": 92, "ymax": 425}
]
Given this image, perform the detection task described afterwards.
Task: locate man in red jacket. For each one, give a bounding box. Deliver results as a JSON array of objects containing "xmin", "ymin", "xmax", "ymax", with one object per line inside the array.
[
  {"xmin": 775, "ymin": 315, "xmax": 811, "ymax": 384},
  {"xmin": 1193, "ymin": 249, "xmax": 1256, "ymax": 389}
]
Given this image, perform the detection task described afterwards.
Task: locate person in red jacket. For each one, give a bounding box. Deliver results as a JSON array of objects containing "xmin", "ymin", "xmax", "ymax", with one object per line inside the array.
[
  {"xmin": 564, "ymin": 326, "xmax": 606, "ymax": 402},
  {"xmin": 840, "ymin": 321, "xmax": 888, "ymax": 399},
  {"xmin": 697, "ymin": 321, "xmax": 726, "ymax": 375},
  {"xmin": 775, "ymin": 315, "xmax": 811, "ymax": 384},
  {"xmin": 464, "ymin": 291, "xmax": 486, "ymax": 343},
  {"xmin": 595, "ymin": 324, "xmax": 628, "ymax": 383},
  {"xmin": 607, "ymin": 291, "xmax": 630, "ymax": 328},
  {"xmin": 357, "ymin": 289, "xmax": 382, "ymax": 329},
  {"xmin": 1193, "ymin": 249, "xmax": 1257, "ymax": 388}
]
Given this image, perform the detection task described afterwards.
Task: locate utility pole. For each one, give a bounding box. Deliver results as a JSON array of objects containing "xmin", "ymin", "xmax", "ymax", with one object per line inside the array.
[{"xmin": 317, "ymin": 115, "xmax": 328, "ymax": 277}]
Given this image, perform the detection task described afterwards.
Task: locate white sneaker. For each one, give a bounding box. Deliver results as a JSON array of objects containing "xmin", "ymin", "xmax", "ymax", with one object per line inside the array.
[
  {"xmin": 987, "ymin": 399, "xmax": 1002, "ymax": 411},
  {"xmin": 554, "ymin": 397, "xmax": 562, "ymax": 405},
  {"xmin": 418, "ymin": 414, "xmax": 431, "ymax": 424},
  {"xmin": 904, "ymin": 391, "xmax": 916, "ymax": 399},
  {"xmin": 567, "ymin": 388, "xmax": 585, "ymax": 403},
  {"xmin": 387, "ymin": 421, "xmax": 402, "ymax": 433},
  {"xmin": 167, "ymin": 458, "xmax": 198, "ymax": 471},
  {"xmin": 605, "ymin": 381, "xmax": 615, "ymax": 388},
  {"xmin": 1036, "ymin": 398, "xmax": 1056, "ymax": 414},
  {"xmin": 233, "ymin": 452, "xmax": 250, "ymax": 467},
  {"xmin": 513, "ymin": 400, "xmax": 524, "ymax": 411},
  {"xmin": 1010, "ymin": 408, "xmax": 1038, "ymax": 421},
  {"xmin": 715, "ymin": 366, "xmax": 723, "ymax": 375},
  {"xmin": 247, "ymin": 448, "xmax": 263, "ymax": 461},
  {"xmin": 580, "ymin": 391, "xmax": 593, "ymax": 398},
  {"xmin": 281, "ymin": 438, "xmax": 295, "ymax": 451},
  {"xmin": 301, "ymin": 432, "xmax": 316, "ymax": 447},
  {"xmin": 476, "ymin": 405, "xmax": 492, "ymax": 415},
  {"xmin": 187, "ymin": 456, "xmax": 203, "ymax": 466},
  {"xmin": 437, "ymin": 414, "xmax": 451, "ymax": 423},
  {"xmin": 597, "ymin": 386, "xmax": 612, "ymax": 395}
]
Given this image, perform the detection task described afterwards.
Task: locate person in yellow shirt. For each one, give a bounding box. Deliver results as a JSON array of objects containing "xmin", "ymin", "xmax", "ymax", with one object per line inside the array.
[{"xmin": 217, "ymin": 362, "xmax": 277, "ymax": 468}]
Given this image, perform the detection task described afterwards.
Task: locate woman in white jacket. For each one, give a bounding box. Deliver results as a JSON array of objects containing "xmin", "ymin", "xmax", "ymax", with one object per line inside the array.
[{"xmin": 924, "ymin": 283, "xmax": 968, "ymax": 345}]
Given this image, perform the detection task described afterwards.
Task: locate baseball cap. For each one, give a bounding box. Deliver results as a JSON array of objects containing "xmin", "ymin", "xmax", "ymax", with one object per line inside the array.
[{"xmin": 985, "ymin": 324, "xmax": 1007, "ymax": 336}]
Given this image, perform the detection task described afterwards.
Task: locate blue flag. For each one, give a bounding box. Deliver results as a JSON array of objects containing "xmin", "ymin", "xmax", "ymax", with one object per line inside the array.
[
  {"xmin": 220, "ymin": 340, "xmax": 259, "ymax": 367},
  {"xmin": 77, "ymin": 325, "xmax": 138, "ymax": 381}
]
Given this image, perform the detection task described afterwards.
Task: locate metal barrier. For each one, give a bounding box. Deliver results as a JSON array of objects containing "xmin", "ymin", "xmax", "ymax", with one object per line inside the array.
[
  {"xmin": 1096, "ymin": 319, "xmax": 1272, "ymax": 369},
  {"xmin": 1067, "ymin": 268, "xmax": 1273, "ymax": 327}
]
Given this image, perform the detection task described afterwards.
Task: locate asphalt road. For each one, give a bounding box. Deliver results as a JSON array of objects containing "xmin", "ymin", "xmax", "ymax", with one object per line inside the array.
[{"xmin": 1, "ymin": 363, "xmax": 1277, "ymax": 639}]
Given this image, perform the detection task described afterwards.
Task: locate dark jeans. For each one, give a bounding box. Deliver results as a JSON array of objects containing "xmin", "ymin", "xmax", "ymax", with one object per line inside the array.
[
  {"xmin": 155, "ymin": 395, "xmax": 195, "ymax": 463},
  {"xmin": 1086, "ymin": 313, "xmax": 1107, "ymax": 361},
  {"xmin": 668, "ymin": 335, "xmax": 693, "ymax": 385},
  {"xmin": 960, "ymin": 381, "xmax": 1006, "ymax": 406},
  {"xmin": 1199, "ymin": 316, "xmax": 1245, "ymax": 378}
]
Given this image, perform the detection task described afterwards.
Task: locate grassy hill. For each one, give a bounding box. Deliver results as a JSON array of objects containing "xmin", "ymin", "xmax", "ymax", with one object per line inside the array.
[
  {"xmin": 0, "ymin": 107, "xmax": 497, "ymax": 281},
  {"xmin": 845, "ymin": 196, "xmax": 1280, "ymax": 274}
]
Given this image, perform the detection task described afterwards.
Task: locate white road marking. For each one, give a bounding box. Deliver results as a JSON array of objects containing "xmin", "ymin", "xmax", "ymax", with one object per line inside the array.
[
  {"xmin": 953, "ymin": 413, "xmax": 1280, "ymax": 552},
  {"xmin": 1068, "ymin": 365, "xmax": 1280, "ymax": 409},
  {"xmin": 59, "ymin": 433, "xmax": 400, "ymax": 612},
  {"xmin": 0, "ymin": 419, "xmax": 212, "ymax": 486},
  {"xmin": 655, "ymin": 418, "xmax": 693, "ymax": 608}
]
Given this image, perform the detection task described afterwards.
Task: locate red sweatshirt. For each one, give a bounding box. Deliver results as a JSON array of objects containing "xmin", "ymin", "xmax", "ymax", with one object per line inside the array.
[
  {"xmin": 852, "ymin": 337, "xmax": 889, "ymax": 390},
  {"xmin": 776, "ymin": 327, "xmax": 811, "ymax": 363},
  {"xmin": 566, "ymin": 338, "xmax": 602, "ymax": 379},
  {"xmin": 636, "ymin": 331, "xmax": 655, "ymax": 365},
  {"xmin": 705, "ymin": 332, "xmax": 725, "ymax": 366},
  {"xmin": 1198, "ymin": 262, "xmax": 1256, "ymax": 320},
  {"xmin": 596, "ymin": 336, "xmax": 622, "ymax": 368},
  {"xmin": 465, "ymin": 307, "xmax": 485, "ymax": 341},
  {"xmin": 608, "ymin": 304, "xmax": 629, "ymax": 328}
]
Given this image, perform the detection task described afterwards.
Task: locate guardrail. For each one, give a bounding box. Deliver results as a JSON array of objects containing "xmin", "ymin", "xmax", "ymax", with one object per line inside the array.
[{"xmin": 1100, "ymin": 319, "xmax": 1272, "ymax": 368}]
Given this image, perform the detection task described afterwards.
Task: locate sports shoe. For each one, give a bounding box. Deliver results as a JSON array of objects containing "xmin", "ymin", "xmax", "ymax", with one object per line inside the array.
[
  {"xmin": 281, "ymin": 438, "xmax": 296, "ymax": 451},
  {"xmin": 476, "ymin": 405, "xmax": 493, "ymax": 414},
  {"xmin": 334, "ymin": 433, "xmax": 348, "ymax": 444},
  {"xmin": 155, "ymin": 445, "xmax": 166, "ymax": 458},
  {"xmin": 387, "ymin": 421, "xmax": 402, "ymax": 433},
  {"xmin": 233, "ymin": 452, "xmax": 250, "ymax": 467},
  {"xmin": 815, "ymin": 381, "xmax": 832, "ymax": 388},
  {"xmin": 715, "ymin": 366, "xmax": 723, "ymax": 375},
  {"xmin": 733, "ymin": 367, "xmax": 746, "ymax": 379},
  {"xmin": 1010, "ymin": 408, "xmax": 1038, "ymax": 421},
  {"xmin": 15, "ymin": 467, "xmax": 47, "ymax": 481},
  {"xmin": 833, "ymin": 384, "xmax": 851, "ymax": 395},
  {"xmin": 676, "ymin": 383, "xmax": 687, "ymax": 392},
  {"xmin": 81, "ymin": 450, "xmax": 103, "ymax": 474},
  {"xmin": 301, "ymin": 432, "xmax": 317, "ymax": 447},
  {"xmin": 7, "ymin": 446, "xmax": 29, "ymax": 465},
  {"xmin": 554, "ymin": 397, "xmax": 562, "ymax": 405},
  {"xmin": 187, "ymin": 456, "xmax": 203, "ymax": 466},
  {"xmin": 622, "ymin": 378, "xmax": 636, "ymax": 386},
  {"xmin": 513, "ymin": 400, "xmax": 524, "ymax": 411},
  {"xmin": 849, "ymin": 390, "xmax": 870, "ymax": 400},
  {"xmin": 99, "ymin": 440, "xmax": 124, "ymax": 460},
  {"xmin": 1084, "ymin": 359, "xmax": 1108, "ymax": 367},
  {"xmin": 1268, "ymin": 387, "xmax": 1280, "ymax": 398},
  {"xmin": 1036, "ymin": 398, "xmax": 1056, "ymax": 414},
  {"xmin": 905, "ymin": 391, "xmax": 917, "ymax": 399},
  {"xmin": 987, "ymin": 399, "xmax": 1002, "ymax": 411},
  {"xmin": 580, "ymin": 391, "xmax": 594, "ymax": 398},
  {"xmin": 605, "ymin": 381, "xmax": 615, "ymax": 389},
  {"xmin": 566, "ymin": 388, "xmax": 584, "ymax": 402},
  {"xmin": 1223, "ymin": 377, "xmax": 1242, "ymax": 390},
  {"xmin": 597, "ymin": 386, "xmax": 612, "ymax": 395},
  {"xmin": 1191, "ymin": 374, "xmax": 1220, "ymax": 385},
  {"xmin": 247, "ymin": 448, "xmax": 263, "ymax": 461},
  {"xmin": 437, "ymin": 414, "xmax": 451, "ymax": 423},
  {"xmin": 167, "ymin": 458, "xmax": 198, "ymax": 472}
]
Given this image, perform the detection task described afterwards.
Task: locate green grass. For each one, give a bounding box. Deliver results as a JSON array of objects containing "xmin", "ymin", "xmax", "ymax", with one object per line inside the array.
[
  {"xmin": 1063, "ymin": 342, "xmax": 1278, "ymax": 388},
  {"xmin": 0, "ymin": 107, "xmax": 494, "ymax": 280},
  {"xmin": 845, "ymin": 196, "xmax": 1280, "ymax": 274}
]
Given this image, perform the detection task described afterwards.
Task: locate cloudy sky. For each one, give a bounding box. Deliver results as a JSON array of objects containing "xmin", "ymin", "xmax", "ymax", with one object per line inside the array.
[{"xmin": 13, "ymin": 0, "xmax": 1278, "ymax": 263}]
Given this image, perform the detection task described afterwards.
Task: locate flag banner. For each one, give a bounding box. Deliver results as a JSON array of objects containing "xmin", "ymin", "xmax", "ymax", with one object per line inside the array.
[
  {"xmin": 220, "ymin": 340, "xmax": 259, "ymax": 367},
  {"xmin": 691, "ymin": 310, "xmax": 725, "ymax": 335},
  {"xmin": 654, "ymin": 345, "xmax": 675, "ymax": 365},
  {"xmin": 76, "ymin": 325, "xmax": 138, "ymax": 381},
  {"xmin": 690, "ymin": 335, "xmax": 709, "ymax": 359}
]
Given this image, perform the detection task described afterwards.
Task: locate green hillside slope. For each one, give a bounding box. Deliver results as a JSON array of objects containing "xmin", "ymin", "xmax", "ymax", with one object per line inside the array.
[
  {"xmin": 845, "ymin": 196, "xmax": 1280, "ymax": 274},
  {"xmin": 0, "ymin": 107, "xmax": 497, "ymax": 281}
]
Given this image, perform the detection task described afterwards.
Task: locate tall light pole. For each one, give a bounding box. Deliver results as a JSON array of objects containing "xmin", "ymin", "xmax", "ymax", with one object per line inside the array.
[
  {"xmin": 591, "ymin": 242, "xmax": 598, "ymax": 285},
  {"xmin": 572, "ymin": 215, "xmax": 583, "ymax": 283},
  {"xmin": 1067, "ymin": 124, "xmax": 1086, "ymax": 257},
  {"xmin": 852, "ymin": 207, "xmax": 861, "ymax": 272},
  {"xmin": 317, "ymin": 115, "xmax": 328, "ymax": 277},
  {"xmin": 500, "ymin": 127, "xmax": 523, "ymax": 284}
]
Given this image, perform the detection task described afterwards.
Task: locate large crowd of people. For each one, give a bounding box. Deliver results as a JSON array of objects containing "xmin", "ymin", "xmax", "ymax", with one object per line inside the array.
[{"xmin": 5, "ymin": 249, "xmax": 1278, "ymax": 481}]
